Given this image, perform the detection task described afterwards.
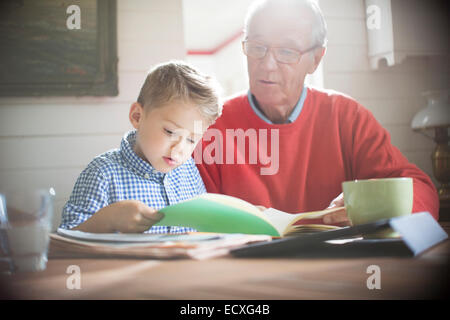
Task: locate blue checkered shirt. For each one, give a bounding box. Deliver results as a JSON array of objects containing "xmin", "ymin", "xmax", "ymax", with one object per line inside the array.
[{"xmin": 60, "ymin": 130, "xmax": 205, "ymax": 233}]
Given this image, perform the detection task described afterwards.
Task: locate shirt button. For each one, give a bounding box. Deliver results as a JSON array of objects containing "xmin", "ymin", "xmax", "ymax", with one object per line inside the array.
[{"xmin": 144, "ymin": 173, "xmax": 150, "ymax": 179}]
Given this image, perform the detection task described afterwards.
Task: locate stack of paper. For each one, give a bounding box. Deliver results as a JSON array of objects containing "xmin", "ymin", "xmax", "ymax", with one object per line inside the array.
[{"xmin": 49, "ymin": 229, "xmax": 272, "ymax": 260}]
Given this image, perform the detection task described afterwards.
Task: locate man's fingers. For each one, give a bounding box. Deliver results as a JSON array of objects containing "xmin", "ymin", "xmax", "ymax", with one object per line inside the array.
[
  {"xmin": 329, "ymin": 199, "xmax": 345, "ymax": 208},
  {"xmin": 323, "ymin": 207, "xmax": 349, "ymax": 225},
  {"xmin": 328, "ymin": 192, "xmax": 345, "ymax": 208}
]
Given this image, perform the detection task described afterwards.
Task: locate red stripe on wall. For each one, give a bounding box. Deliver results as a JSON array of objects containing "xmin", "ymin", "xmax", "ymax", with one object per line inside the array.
[{"xmin": 187, "ymin": 30, "xmax": 243, "ymax": 55}]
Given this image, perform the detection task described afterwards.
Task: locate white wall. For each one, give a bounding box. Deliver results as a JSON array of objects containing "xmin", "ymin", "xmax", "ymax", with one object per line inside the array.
[
  {"xmin": 183, "ymin": 0, "xmax": 255, "ymax": 97},
  {"xmin": 0, "ymin": 0, "xmax": 187, "ymax": 230},
  {"xmin": 320, "ymin": 0, "xmax": 449, "ymax": 186},
  {"xmin": 187, "ymin": 36, "xmax": 249, "ymax": 98}
]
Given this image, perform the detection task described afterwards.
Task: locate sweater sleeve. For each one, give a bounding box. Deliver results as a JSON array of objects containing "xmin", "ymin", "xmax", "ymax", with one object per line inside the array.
[{"xmin": 347, "ymin": 103, "xmax": 439, "ymax": 220}]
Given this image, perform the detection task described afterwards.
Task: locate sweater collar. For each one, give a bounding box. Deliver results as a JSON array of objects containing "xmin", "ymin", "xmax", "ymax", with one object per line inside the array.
[{"xmin": 247, "ymin": 86, "xmax": 307, "ymax": 124}]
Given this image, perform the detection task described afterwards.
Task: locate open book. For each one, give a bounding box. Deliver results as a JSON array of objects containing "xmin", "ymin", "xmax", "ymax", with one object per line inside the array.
[{"xmin": 156, "ymin": 193, "xmax": 342, "ymax": 237}]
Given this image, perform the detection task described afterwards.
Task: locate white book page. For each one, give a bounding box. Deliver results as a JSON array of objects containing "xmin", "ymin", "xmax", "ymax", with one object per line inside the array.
[{"xmin": 261, "ymin": 208, "xmax": 300, "ymax": 236}]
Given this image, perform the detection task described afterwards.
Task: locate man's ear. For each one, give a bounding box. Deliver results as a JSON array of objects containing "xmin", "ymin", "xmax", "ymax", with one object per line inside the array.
[
  {"xmin": 129, "ymin": 102, "xmax": 144, "ymax": 129},
  {"xmin": 307, "ymin": 47, "xmax": 326, "ymax": 74}
]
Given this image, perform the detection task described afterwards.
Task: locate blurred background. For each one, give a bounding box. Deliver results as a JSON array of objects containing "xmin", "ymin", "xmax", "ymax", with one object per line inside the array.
[{"xmin": 0, "ymin": 0, "xmax": 448, "ymax": 230}]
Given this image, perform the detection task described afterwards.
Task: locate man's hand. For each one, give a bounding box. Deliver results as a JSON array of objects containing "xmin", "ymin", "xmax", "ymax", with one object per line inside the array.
[
  {"xmin": 323, "ymin": 193, "xmax": 351, "ymax": 226},
  {"xmin": 328, "ymin": 192, "xmax": 345, "ymax": 208},
  {"xmin": 100, "ymin": 200, "xmax": 164, "ymax": 233}
]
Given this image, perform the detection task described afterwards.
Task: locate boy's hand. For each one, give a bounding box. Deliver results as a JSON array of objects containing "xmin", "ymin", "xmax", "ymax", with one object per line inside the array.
[{"xmin": 103, "ymin": 200, "xmax": 164, "ymax": 233}]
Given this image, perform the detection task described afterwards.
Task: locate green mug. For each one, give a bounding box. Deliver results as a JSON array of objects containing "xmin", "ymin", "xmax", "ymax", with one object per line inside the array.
[{"xmin": 342, "ymin": 177, "xmax": 413, "ymax": 238}]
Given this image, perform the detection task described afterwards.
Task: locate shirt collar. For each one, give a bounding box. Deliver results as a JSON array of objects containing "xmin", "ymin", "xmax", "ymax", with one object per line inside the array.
[
  {"xmin": 120, "ymin": 130, "xmax": 166, "ymax": 183},
  {"xmin": 248, "ymin": 85, "xmax": 307, "ymax": 124}
]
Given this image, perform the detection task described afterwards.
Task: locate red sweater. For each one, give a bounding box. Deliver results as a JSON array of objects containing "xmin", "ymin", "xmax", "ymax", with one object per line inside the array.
[{"xmin": 195, "ymin": 88, "xmax": 439, "ymax": 220}]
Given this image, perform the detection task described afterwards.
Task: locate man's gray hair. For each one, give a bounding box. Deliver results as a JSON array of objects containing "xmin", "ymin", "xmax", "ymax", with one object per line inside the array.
[{"xmin": 244, "ymin": 0, "xmax": 328, "ymax": 47}]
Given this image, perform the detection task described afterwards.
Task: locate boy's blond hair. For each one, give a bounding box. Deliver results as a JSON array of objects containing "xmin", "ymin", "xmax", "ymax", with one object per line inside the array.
[{"xmin": 137, "ymin": 60, "xmax": 222, "ymax": 123}]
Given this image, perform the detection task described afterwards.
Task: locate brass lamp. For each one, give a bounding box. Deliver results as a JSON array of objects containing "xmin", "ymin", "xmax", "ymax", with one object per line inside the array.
[{"xmin": 411, "ymin": 90, "xmax": 450, "ymax": 210}]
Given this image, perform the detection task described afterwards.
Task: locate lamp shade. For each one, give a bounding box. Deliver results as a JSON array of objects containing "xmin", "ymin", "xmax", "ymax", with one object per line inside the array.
[{"xmin": 411, "ymin": 90, "xmax": 450, "ymax": 130}]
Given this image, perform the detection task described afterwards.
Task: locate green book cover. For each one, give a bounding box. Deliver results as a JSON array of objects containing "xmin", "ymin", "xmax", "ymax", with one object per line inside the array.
[{"xmin": 155, "ymin": 193, "xmax": 280, "ymax": 237}]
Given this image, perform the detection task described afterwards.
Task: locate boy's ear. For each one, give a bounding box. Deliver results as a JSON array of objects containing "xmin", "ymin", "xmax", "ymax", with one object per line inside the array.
[{"xmin": 129, "ymin": 102, "xmax": 144, "ymax": 129}]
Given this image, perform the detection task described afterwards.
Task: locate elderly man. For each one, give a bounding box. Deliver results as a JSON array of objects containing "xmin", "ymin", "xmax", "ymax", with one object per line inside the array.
[{"xmin": 195, "ymin": 0, "xmax": 439, "ymax": 223}]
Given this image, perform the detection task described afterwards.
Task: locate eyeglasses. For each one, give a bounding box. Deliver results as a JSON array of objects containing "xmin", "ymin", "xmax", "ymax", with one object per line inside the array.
[{"xmin": 242, "ymin": 40, "xmax": 319, "ymax": 64}]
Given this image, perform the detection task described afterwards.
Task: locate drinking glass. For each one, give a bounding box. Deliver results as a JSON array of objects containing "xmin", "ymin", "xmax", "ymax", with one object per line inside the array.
[{"xmin": 0, "ymin": 188, "xmax": 55, "ymax": 273}]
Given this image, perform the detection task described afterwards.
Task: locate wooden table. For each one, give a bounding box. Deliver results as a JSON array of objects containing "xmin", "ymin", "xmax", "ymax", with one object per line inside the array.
[{"xmin": 1, "ymin": 223, "xmax": 449, "ymax": 300}]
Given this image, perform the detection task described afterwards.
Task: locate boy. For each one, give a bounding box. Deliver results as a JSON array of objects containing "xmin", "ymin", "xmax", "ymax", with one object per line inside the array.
[{"xmin": 60, "ymin": 61, "xmax": 222, "ymax": 233}]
